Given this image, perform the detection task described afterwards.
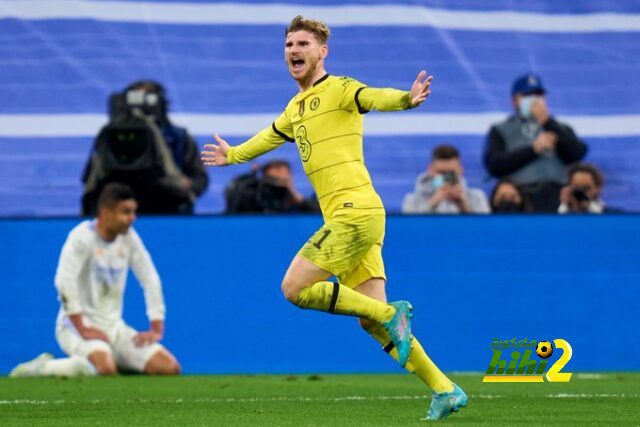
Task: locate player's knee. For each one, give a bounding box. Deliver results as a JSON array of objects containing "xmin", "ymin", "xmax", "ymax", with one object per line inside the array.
[
  {"xmin": 89, "ymin": 351, "xmax": 117, "ymax": 375},
  {"xmin": 150, "ymin": 360, "xmax": 181, "ymax": 375},
  {"xmin": 281, "ymin": 279, "xmax": 301, "ymax": 303},
  {"xmin": 166, "ymin": 359, "xmax": 181, "ymax": 375},
  {"xmin": 145, "ymin": 351, "xmax": 181, "ymax": 375},
  {"xmin": 158, "ymin": 355, "xmax": 181, "ymax": 375}
]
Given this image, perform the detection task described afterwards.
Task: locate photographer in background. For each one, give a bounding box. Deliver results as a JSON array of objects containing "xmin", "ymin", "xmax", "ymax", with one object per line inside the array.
[
  {"xmin": 225, "ymin": 159, "xmax": 319, "ymax": 214},
  {"xmin": 558, "ymin": 163, "xmax": 621, "ymax": 214},
  {"xmin": 402, "ymin": 144, "xmax": 490, "ymax": 214},
  {"xmin": 82, "ymin": 80, "xmax": 208, "ymax": 215}
]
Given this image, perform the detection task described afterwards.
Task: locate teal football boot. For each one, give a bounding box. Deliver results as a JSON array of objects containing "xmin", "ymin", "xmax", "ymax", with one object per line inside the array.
[
  {"xmin": 423, "ymin": 383, "xmax": 468, "ymax": 420},
  {"xmin": 382, "ymin": 301, "xmax": 413, "ymax": 367}
]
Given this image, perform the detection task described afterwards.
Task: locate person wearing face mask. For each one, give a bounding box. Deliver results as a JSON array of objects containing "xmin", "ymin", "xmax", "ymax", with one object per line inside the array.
[
  {"xmin": 490, "ymin": 179, "xmax": 532, "ymax": 213},
  {"xmin": 483, "ymin": 74, "xmax": 587, "ymax": 212},
  {"xmin": 402, "ymin": 144, "xmax": 490, "ymax": 214}
]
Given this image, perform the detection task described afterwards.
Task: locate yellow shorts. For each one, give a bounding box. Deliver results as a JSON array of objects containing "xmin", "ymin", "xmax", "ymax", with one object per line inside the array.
[{"xmin": 297, "ymin": 214, "xmax": 386, "ymax": 288}]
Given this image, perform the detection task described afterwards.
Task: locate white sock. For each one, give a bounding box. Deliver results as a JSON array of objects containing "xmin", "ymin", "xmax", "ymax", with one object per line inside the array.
[{"xmin": 39, "ymin": 356, "xmax": 96, "ymax": 377}]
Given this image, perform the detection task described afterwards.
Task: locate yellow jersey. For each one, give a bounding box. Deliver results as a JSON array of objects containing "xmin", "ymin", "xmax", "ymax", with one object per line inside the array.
[{"xmin": 227, "ymin": 74, "xmax": 413, "ymax": 220}]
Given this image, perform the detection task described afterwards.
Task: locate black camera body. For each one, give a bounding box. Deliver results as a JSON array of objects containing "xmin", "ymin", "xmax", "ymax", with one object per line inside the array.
[
  {"xmin": 82, "ymin": 81, "xmax": 193, "ymax": 215},
  {"xmin": 571, "ymin": 186, "xmax": 591, "ymax": 202},
  {"xmin": 443, "ymin": 171, "xmax": 458, "ymax": 185},
  {"xmin": 109, "ymin": 88, "xmax": 166, "ymax": 123}
]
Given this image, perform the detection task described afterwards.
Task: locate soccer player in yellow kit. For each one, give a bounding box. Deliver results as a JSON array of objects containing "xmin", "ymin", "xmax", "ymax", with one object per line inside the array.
[{"xmin": 201, "ymin": 16, "xmax": 467, "ymax": 420}]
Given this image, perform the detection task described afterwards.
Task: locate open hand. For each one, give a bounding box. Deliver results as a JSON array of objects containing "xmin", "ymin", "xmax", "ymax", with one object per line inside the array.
[
  {"xmin": 409, "ymin": 70, "xmax": 433, "ymax": 107},
  {"xmin": 79, "ymin": 326, "xmax": 109, "ymax": 343},
  {"xmin": 133, "ymin": 330, "xmax": 163, "ymax": 347},
  {"xmin": 201, "ymin": 134, "xmax": 230, "ymax": 166}
]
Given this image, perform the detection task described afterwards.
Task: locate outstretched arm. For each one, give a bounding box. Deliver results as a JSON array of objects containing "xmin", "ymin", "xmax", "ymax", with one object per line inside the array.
[
  {"xmin": 202, "ymin": 113, "xmax": 293, "ymax": 167},
  {"xmin": 201, "ymin": 133, "xmax": 232, "ymax": 166},
  {"xmin": 355, "ymin": 70, "xmax": 433, "ymax": 112}
]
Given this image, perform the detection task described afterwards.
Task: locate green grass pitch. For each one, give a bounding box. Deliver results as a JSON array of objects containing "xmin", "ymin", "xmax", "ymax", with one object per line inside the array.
[{"xmin": 1, "ymin": 373, "xmax": 638, "ymax": 425}]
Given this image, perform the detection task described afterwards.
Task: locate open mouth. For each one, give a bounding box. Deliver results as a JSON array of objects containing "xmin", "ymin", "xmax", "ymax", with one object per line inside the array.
[{"xmin": 290, "ymin": 57, "xmax": 305, "ymax": 71}]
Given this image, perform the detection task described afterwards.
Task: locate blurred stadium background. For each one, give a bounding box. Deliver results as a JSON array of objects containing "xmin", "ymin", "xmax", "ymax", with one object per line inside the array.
[
  {"xmin": 1, "ymin": 0, "xmax": 639, "ymax": 381},
  {"xmin": 1, "ymin": 0, "xmax": 640, "ymax": 215}
]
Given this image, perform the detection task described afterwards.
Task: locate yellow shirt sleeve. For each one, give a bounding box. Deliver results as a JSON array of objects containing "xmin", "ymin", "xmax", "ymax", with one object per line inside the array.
[
  {"xmin": 227, "ymin": 112, "xmax": 293, "ymax": 164},
  {"xmin": 355, "ymin": 87, "xmax": 413, "ymax": 112},
  {"xmin": 339, "ymin": 76, "xmax": 413, "ymax": 113}
]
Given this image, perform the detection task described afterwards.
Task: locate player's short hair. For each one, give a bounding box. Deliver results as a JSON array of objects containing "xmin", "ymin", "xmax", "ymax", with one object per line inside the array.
[
  {"xmin": 432, "ymin": 144, "xmax": 460, "ymax": 160},
  {"xmin": 97, "ymin": 183, "xmax": 136, "ymax": 210},
  {"xmin": 569, "ymin": 163, "xmax": 604, "ymax": 187},
  {"xmin": 285, "ymin": 15, "xmax": 331, "ymax": 44}
]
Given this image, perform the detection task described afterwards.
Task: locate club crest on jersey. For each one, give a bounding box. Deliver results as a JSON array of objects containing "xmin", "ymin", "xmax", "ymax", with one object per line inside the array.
[
  {"xmin": 310, "ymin": 97, "xmax": 320, "ymax": 111},
  {"xmin": 298, "ymin": 100, "xmax": 305, "ymax": 117},
  {"xmin": 295, "ymin": 125, "xmax": 312, "ymax": 162}
]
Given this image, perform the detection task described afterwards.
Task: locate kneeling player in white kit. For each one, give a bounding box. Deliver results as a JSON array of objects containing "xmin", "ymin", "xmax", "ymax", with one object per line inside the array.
[{"xmin": 10, "ymin": 183, "xmax": 180, "ymax": 377}]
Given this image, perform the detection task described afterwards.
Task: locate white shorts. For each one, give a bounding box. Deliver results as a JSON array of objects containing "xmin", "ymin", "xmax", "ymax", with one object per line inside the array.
[{"xmin": 56, "ymin": 317, "xmax": 165, "ymax": 373}]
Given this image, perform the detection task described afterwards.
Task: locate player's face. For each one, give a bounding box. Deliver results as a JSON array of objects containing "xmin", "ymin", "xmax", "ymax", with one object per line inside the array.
[
  {"xmin": 285, "ymin": 30, "xmax": 327, "ymax": 84},
  {"xmin": 105, "ymin": 199, "xmax": 138, "ymax": 235}
]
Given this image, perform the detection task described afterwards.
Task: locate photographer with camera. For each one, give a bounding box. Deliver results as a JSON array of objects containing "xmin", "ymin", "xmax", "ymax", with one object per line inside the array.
[
  {"xmin": 82, "ymin": 80, "xmax": 208, "ymax": 215},
  {"xmin": 402, "ymin": 144, "xmax": 490, "ymax": 214},
  {"xmin": 558, "ymin": 163, "xmax": 620, "ymax": 214},
  {"xmin": 225, "ymin": 159, "xmax": 319, "ymax": 214}
]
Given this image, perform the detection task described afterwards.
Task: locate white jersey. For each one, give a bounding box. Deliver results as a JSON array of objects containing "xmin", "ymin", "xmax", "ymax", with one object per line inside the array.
[{"xmin": 54, "ymin": 220, "xmax": 165, "ymax": 329}]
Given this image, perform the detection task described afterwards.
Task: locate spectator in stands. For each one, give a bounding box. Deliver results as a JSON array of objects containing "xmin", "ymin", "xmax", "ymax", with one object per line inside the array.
[
  {"xmin": 10, "ymin": 183, "xmax": 180, "ymax": 378},
  {"xmin": 558, "ymin": 163, "xmax": 621, "ymax": 214},
  {"xmin": 490, "ymin": 179, "xmax": 532, "ymax": 213},
  {"xmin": 484, "ymin": 73, "xmax": 587, "ymax": 213},
  {"xmin": 402, "ymin": 144, "xmax": 490, "ymax": 214},
  {"xmin": 82, "ymin": 80, "xmax": 208, "ymax": 215},
  {"xmin": 225, "ymin": 159, "xmax": 320, "ymax": 214}
]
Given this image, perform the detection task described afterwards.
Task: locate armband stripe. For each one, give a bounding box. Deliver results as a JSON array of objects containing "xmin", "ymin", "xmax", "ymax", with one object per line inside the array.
[
  {"xmin": 354, "ymin": 87, "xmax": 370, "ymax": 114},
  {"xmin": 272, "ymin": 122, "xmax": 294, "ymax": 143}
]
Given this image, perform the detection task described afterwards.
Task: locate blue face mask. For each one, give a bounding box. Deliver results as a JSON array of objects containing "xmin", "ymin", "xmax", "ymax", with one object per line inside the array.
[
  {"xmin": 431, "ymin": 174, "xmax": 444, "ymax": 190},
  {"xmin": 519, "ymin": 95, "xmax": 536, "ymax": 118}
]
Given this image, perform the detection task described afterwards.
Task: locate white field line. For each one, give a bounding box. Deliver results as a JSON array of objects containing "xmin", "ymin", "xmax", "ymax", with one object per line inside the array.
[
  {"xmin": 1, "ymin": 1, "xmax": 640, "ymax": 33},
  {"xmin": 574, "ymin": 373, "xmax": 608, "ymax": 379},
  {"xmin": 1, "ymin": 393, "xmax": 638, "ymax": 405}
]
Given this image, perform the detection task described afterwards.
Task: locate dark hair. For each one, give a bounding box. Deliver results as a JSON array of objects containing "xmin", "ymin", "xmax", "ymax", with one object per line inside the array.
[
  {"xmin": 432, "ymin": 144, "xmax": 460, "ymax": 160},
  {"xmin": 285, "ymin": 15, "xmax": 331, "ymax": 44},
  {"xmin": 262, "ymin": 159, "xmax": 291, "ymax": 175},
  {"xmin": 97, "ymin": 183, "xmax": 136, "ymax": 210},
  {"xmin": 490, "ymin": 179, "xmax": 517, "ymax": 205},
  {"xmin": 569, "ymin": 163, "xmax": 604, "ymax": 188},
  {"xmin": 126, "ymin": 80, "xmax": 165, "ymax": 95},
  {"xmin": 489, "ymin": 178, "xmax": 533, "ymax": 213}
]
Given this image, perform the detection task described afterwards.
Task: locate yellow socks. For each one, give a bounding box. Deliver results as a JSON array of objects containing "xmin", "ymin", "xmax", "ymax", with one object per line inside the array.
[
  {"xmin": 295, "ymin": 281, "xmax": 395, "ymax": 323},
  {"xmin": 366, "ymin": 323, "xmax": 454, "ymax": 393},
  {"xmin": 294, "ymin": 282, "xmax": 452, "ymax": 393}
]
